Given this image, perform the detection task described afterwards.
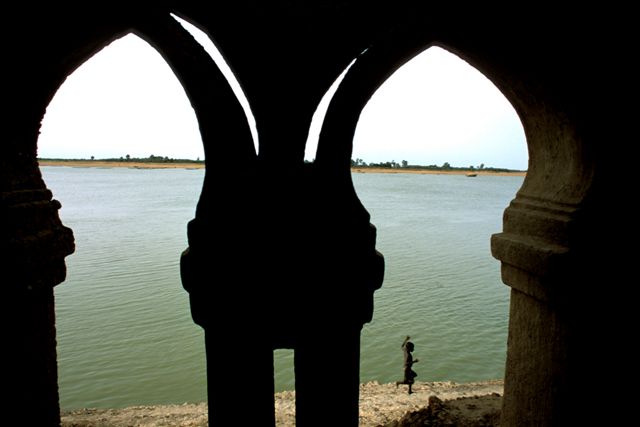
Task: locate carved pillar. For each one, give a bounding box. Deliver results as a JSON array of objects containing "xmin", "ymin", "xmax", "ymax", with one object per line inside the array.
[
  {"xmin": 492, "ymin": 196, "xmax": 570, "ymax": 425},
  {"xmin": 181, "ymin": 163, "xmax": 384, "ymax": 426},
  {"xmin": 2, "ymin": 185, "xmax": 75, "ymax": 426},
  {"xmin": 294, "ymin": 325, "xmax": 362, "ymax": 426},
  {"xmin": 492, "ymin": 194, "xmax": 596, "ymax": 426},
  {"xmin": 289, "ymin": 168, "xmax": 384, "ymax": 426},
  {"xmin": 203, "ymin": 329, "xmax": 275, "ymax": 426},
  {"xmin": 181, "ymin": 216, "xmax": 277, "ymax": 426}
]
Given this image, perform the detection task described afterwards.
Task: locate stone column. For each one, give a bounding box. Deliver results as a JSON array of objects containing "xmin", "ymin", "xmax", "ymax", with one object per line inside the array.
[
  {"xmin": 3, "ymin": 186, "xmax": 75, "ymax": 427},
  {"xmin": 294, "ymin": 325, "xmax": 363, "ymax": 426},
  {"xmin": 204, "ymin": 329, "xmax": 275, "ymax": 426},
  {"xmin": 492, "ymin": 194, "xmax": 594, "ymax": 426}
]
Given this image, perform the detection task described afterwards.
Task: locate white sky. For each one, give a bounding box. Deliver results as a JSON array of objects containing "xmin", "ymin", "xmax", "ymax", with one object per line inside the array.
[{"xmin": 38, "ymin": 20, "xmax": 528, "ymax": 170}]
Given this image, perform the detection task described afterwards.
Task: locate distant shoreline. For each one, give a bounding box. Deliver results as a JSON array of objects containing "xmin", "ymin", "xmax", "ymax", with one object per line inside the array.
[
  {"xmin": 39, "ymin": 160, "xmax": 526, "ymax": 177},
  {"xmin": 38, "ymin": 160, "xmax": 204, "ymax": 169},
  {"xmin": 351, "ymin": 167, "xmax": 526, "ymax": 177}
]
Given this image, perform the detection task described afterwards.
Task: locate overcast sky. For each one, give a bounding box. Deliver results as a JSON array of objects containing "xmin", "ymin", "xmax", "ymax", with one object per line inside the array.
[{"xmin": 38, "ymin": 19, "xmax": 528, "ymax": 170}]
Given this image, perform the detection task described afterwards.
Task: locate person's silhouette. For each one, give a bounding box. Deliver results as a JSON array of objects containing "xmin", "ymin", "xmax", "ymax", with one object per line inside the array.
[{"xmin": 396, "ymin": 336, "xmax": 419, "ymax": 394}]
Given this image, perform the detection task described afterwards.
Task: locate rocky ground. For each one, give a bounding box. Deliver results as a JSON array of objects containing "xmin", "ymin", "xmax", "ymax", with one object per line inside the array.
[{"xmin": 61, "ymin": 380, "xmax": 503, "ymax": 426}]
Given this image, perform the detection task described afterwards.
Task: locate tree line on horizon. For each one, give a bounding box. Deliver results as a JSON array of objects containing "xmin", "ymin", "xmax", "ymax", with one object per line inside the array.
[
  {"xmin": 349, "ymin": 158, "xmax": 522, "ymax": 173},
  {"xmin": 39, "ymin": 154, "xmax": 204, "ymax": 164},
  {"xmin": 39, "ymin": 155, "xmax": 523, "ymax": 172}
]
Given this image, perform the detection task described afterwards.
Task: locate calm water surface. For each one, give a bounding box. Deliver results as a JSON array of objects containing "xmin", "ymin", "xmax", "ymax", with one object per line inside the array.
[{"xmin": 42, "ymin": 166, "xmax": 522, "ymax": 409}]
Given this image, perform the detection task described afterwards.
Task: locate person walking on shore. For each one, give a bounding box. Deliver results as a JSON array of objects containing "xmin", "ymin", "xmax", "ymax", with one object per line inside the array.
[{"xmin": 396, "ymin": 336, "xmax": 419, "ymax": 394}]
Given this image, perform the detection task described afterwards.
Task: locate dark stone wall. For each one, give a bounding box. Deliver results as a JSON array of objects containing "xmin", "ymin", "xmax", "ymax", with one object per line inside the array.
[{"xmin": 1, "ymin": 3, "xmax": 628, "ymax": 426}]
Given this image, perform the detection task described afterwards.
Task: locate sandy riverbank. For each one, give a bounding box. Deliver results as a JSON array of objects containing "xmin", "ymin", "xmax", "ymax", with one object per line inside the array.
[
  {"xmin": 352, "ymin": 167, "xmax": 525, "ymax": 177},
  {"xmin": 61, "ymin": 380, "xmax": 503, "ymax": 427},
  {"xmin": 39, "ymin": 160, "xmax": 525, "ymax": 177},
  {"xmin": 38, "ymin": 160, "xmax": 205, "ymax": 169}
]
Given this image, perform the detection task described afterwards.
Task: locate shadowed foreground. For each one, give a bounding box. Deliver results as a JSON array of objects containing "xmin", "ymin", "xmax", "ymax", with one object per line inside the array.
[{"xmin": 61, "ymin": 380, "xmax": 503, "ymax": 427}]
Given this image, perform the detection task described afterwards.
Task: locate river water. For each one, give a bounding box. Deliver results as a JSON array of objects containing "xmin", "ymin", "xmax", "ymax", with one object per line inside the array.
[{"xmin": 41, "ymin": 166, "xmax": 522, "ymax": 409}]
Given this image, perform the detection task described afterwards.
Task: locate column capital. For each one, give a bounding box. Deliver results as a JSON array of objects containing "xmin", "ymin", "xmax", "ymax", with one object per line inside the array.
[
  {"xmin": 491, "ymin": 194, "xmax": 583, "ymax": 303},
  {"xmin": 2, "ymin": 188, "xmax": 74, "ymax": 292}
]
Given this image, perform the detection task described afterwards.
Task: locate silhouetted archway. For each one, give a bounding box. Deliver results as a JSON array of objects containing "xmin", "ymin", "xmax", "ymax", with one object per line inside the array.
[{"xmin": 2, "ymin": 6, "xmax": 614, "ymax": 427}]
